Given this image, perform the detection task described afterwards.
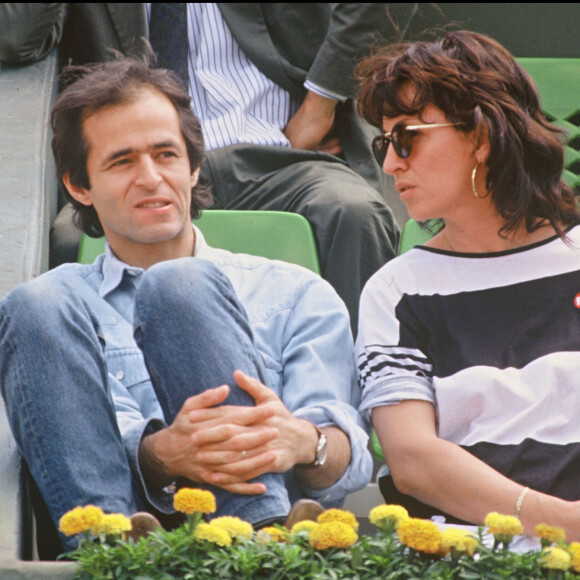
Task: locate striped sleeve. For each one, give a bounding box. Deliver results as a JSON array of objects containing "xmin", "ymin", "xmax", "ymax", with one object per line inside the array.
[{"xmin": 356, "ymin": 262, "xmax": 434, "ymax": 422}]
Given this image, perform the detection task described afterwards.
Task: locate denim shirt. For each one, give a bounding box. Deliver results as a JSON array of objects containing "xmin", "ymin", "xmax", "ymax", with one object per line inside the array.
[{"xmin": 54, "ymin": 227, "xmax": 371, "ymax": 511}]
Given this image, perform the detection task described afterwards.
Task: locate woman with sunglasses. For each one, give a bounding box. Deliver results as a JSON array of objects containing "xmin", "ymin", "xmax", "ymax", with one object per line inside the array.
[{"xmin": 355, "ymin": 30, "xmax": 580, "ymax": 539}]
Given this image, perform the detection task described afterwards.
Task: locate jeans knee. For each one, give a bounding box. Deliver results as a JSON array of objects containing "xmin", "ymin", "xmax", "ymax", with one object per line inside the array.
[
  {"xmin": 0, "ymin": 276, "xmax": 70, "ymax": 337},
  {"xmin": 139, "ymin": 258, "xmax": 232, "ymax": 315}
]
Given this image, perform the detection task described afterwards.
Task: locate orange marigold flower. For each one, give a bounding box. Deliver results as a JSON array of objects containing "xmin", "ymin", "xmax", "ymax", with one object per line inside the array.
[
  {"xmin": 568, "ymin": 542, "xmax": 580, "ymax": 573},
  {"xmin": 440, "ymin": 527, "xmax": 479, "ymax": 557},
  {"xmin": 173, "ymin": 488, "xmax": 216, "ymax": 515},
  {"xmin": 258, "ymin": 526, "xmax": 290, "ymax": 543},
  {"xmin": 535, "ymin": 523, "xmax": 566, "ymax": 547},
  {"xmin": 540, "ymin": 546, "xmax": 572, "ymax": 571},
  {"xmin": 92, "ymin": 513, "xmax": 132, "ymax": 537},
  {"xmin": 58, "ymin": 505, "xmax": 105, "ymax": 537},
  {"xmin": 194, "ymin": 522, "xmax": 232, "ymax": 547},
  {"xmin": 368, "ymin": 504, "xmax": 409, "ymax": 533},
  {"xmin": 290, "ymin": 520, "xmax": 318, "ymax": 538},
  {"xmin": 210, "ymin": 516, "xmax": 253, "ymax": 541},
  {"xmin": 397, "ymin": 517, "xmax": 442, "ymax": 555},
  {"xmin": 317, "ymin": 508, "xmax": 359, "ymax": 531},
  {"xmin": 484, "ymin": 512, "xmax": 523, "ymax": 547},
  {"xmin": 309, "ymin": 521, "xmax": 358, "ymax": 550}
]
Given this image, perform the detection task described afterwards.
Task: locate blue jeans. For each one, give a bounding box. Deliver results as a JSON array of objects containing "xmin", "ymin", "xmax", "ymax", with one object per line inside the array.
[{"xmin": 0, "ymin": 259, "xmax": 290, "ymax": 551}]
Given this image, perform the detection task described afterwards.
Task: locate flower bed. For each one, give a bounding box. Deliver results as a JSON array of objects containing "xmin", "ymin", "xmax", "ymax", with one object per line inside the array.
[{"xmin": 60, "ymin": 488, "xmax": 580, "ymax": 579}]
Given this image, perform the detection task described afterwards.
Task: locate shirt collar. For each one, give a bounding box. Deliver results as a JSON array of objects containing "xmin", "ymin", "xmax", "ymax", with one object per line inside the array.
[{"xmin": 99, "ymin": 224, "xmax": 213, "ymax": 297}]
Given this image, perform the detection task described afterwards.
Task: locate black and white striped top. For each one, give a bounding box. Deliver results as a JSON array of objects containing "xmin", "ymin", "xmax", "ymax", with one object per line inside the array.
[{"xmin": 357, "ymin": 226, "xmax": 580, "ymax": 503}]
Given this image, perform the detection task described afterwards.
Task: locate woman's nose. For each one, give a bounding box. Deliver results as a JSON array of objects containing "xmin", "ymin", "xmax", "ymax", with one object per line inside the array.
[{"xmin": 382, "ymin": 143, "xmax": 406, "ymax": 175}]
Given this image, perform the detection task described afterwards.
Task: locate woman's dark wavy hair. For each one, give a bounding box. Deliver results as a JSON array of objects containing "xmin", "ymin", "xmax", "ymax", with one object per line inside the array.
[
  {"xmin": 51, "ymin": 51, "xmax": 213, "ymax": 238},
  {"xmin": 356, "ymin": 30, "xmax": 580, "ymax": 238}
]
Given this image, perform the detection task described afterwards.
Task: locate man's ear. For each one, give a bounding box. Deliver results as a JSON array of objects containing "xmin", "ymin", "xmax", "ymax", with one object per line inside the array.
[
  {"xmin": 62, "ymin": 172, "xmax": 93, "ymax": 207},
  {"xmin": 190, "ymin": 167, "xmax": 200, "ymax": 189}
]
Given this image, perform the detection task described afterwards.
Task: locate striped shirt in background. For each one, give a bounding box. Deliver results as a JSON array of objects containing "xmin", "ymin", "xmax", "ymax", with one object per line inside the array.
[{"xmin": 146, "ymin": 3, "xmax": 345, "ymax": 151}]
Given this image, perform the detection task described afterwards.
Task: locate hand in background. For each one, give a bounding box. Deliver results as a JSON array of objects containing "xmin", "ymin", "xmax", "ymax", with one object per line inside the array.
[{"xmin": 284, "ymin": 91, "xmax": 342, "ymax": 155}]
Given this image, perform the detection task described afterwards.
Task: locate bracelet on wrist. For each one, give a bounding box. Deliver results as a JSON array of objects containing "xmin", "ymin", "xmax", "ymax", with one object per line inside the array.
[{"xmin": 515, "ymin": 486, "xmax": 530, "ymax": 518}]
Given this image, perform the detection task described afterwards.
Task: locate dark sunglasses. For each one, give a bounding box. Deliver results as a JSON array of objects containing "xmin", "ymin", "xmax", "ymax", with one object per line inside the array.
[{"xmin": 371, "ymin": 122, "xmax": 459, "ymax": 165}]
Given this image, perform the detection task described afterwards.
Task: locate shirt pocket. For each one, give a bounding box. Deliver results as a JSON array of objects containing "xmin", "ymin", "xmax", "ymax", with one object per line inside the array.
[{"xmin": 259, "ymin": 351, "xmax": 282, "ymax": 396}]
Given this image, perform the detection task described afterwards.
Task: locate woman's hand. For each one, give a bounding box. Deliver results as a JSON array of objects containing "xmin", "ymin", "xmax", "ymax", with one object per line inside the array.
[{"xmin": 373, "ymin": 400, "xmax": 580, "ymax": 541}]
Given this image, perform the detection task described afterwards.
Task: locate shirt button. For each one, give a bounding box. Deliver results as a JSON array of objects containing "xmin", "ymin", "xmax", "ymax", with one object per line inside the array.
[{"xmin": 115, "ymin": 370, "xmax": 125, "ymax": 381}]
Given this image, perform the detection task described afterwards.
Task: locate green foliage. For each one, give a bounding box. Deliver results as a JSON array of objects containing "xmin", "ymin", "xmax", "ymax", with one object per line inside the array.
[{"xmin": 65, "ymin": 523, "xmax": 580, "ymax": 580}]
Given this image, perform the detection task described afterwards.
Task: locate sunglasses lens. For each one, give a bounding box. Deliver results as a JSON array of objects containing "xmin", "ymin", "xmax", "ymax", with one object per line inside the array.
[
  {"xmin": 372, "ymin": 135, "xmax": 388, "ymax": 165},
  {"xmin": 392, "ymin": 124, "xmax": 411, "ymax": 159},
  {"xmin": 372, "ymin": 123, "xmax": 414, "ymax": 165}
]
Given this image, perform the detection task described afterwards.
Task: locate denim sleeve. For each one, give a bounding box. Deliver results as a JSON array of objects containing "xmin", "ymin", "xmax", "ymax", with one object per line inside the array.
[
  {"xmin": 280, "ymin": 276, "xmax": 372, "ymax": 505},
  {"xmin": 108, "ymin": 372, "xmax": 176, "ymax": 513}
]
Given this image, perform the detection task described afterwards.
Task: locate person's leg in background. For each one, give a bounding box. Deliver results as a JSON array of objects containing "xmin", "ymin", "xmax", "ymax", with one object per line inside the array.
[{"xmin": 205, "ymin": 145, "xmax": 399, "ymax": 335}]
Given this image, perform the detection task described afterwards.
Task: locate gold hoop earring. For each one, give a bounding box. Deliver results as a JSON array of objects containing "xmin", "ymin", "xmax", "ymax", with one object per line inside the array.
[{"xmin": 471, "ymin": 163, "xmax": 490, "ymax": 199}]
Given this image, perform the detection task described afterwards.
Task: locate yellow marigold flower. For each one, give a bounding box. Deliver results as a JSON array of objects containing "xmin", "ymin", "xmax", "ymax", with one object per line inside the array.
[
  {"xmin": 258, "ymin": 526, "xmax": 290, "ymax": 543},
  {"xmin": 173, "ymin": 488, "xmax": 216, "ymax": 515},
  {"xmin": 309, "ymin": 521, "xmax": 358, "ymax": 550},
  {"xmin": 255, "ymin": 529, "xmax": 273, "ymax": 544},
  {"xmin": 434, "ymin": 543, "xmax": 451, "ymax": 559},
  {"xmin": 484, "ymin": 512, "xmax": 523, "ymax": 546},
  {"xmin": 317, "ymin": 508, "xmax": 359, "ymax": 531},
  {"xmin": 568, "ymin": 542, "xmax": 580, "ymax": 573},
  {"xmin": 540, "ymin": 546, "xmax": 572, "ymax": 571},
  {"xmin": 92, "ymin": 513, "xmax": 132, "ymax": 537},
  {"xmin": 440, "ymin": 528, "xmax": 479, "ymax": 557},
  {"xmin": 58, "ymin": 505, "xmax": 105, "ymax": 537},
  {"xmin": 397, "ymin": 518, "xmax": 442, "ymax": 555},
  {"xmin": 535, "ymin": 523, "xmax": 566, "ymax": 547},
  {"xmin": 194, "ymin": 522, "xmax": 232, "ymax": 547},
  {"xmin": 369, "ymin": 504, "xmax": 409, "ymax": 532},
  {"xmin": 290, "ymin": 520, "xmax": 318, "ymax": 538},
  {"xmin": 210, "ymin": 516, "xmax": 253, "ymax": 541}
]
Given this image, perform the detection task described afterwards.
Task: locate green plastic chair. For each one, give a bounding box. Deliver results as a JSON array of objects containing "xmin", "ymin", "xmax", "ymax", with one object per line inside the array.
[
  {"xmin": 397, "ymin": 219, "xmax": 438, "ymax": 255},
  {"xmin": 518, "ymin": 58, "xmax": 580, "ymax": 191},
  {"xmin": 78, "ymin": 209, "xmax": 321, "ymax": 274}
]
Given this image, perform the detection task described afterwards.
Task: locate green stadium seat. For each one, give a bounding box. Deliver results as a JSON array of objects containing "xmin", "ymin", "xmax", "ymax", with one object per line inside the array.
[
  {"xmin": 397, "ymin": 219, "xmax": 438, "ymax": 254},
  {"xmin": 78, "ymin": 210, "xmax": 320, "ymax": 274},
  {"xmin": 519, "ymin": 58, "xmax": 580, "ymax": 191}
]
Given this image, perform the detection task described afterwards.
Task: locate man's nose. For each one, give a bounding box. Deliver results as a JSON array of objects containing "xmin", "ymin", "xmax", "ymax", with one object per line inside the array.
[{"xmin": 135, "ymin": 156, "xmax": 162, "ymax": 189}]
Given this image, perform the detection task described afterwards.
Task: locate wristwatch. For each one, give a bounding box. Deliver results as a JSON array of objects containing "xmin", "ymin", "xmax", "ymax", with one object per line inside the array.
[{"xmin": 311, "ymin": 425, "xmax": 328, "ymax": 467}]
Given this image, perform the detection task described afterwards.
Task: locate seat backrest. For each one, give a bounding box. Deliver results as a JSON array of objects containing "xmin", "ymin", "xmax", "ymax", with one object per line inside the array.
[
  {"xmin": 518, "ymin": 58, "xmax": 580, "ymax": 191},
  {"xmin": 78, "ymin": 210, "xmax": 321, "ymax": 274},
  {"xmin": 398, "ymin": 219, "xmax": 437, "ymax": 254}
]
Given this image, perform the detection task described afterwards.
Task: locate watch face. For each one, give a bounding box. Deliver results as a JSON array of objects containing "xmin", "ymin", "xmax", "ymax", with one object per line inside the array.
[{"xmin": 314, "ymin": 432, "xmax": 328, "ymax": 466}]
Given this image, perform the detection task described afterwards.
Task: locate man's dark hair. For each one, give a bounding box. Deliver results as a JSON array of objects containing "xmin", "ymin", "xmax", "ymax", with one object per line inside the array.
[{"xmin": 51, "ymin": 52, "xmax": 213, "ymax": 237}]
